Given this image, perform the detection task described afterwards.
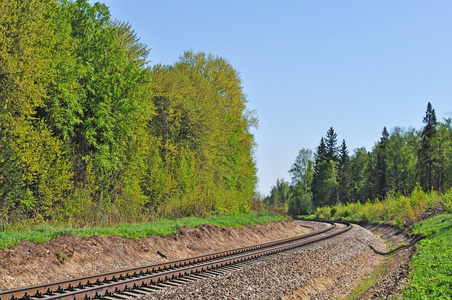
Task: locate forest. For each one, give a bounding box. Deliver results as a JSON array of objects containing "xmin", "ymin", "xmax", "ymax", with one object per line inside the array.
[
  {"xmin": 0, "ymin": 0, "xmax": 258, "ymax": 227},
  {"xmin": 265, "ymin": 102, "xmax": 452, "ymax": 215}
]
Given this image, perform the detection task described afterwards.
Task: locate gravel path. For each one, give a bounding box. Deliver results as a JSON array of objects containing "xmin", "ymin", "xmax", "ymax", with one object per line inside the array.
[{"xmin": 140, "ymin": 223, "xmax": 385, "ymax": 300}]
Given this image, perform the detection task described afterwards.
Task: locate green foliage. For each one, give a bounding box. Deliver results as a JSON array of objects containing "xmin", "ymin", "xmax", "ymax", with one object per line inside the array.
[
  {"xmin": 443, "ymin": 189, "xmax": 452, "ymax": 213},
  {"xmin": 111, "ymin": 19, "xmax": 150, "ymax": 67},
  {"xmin": 289, "ymin": 148, "xmax": 314, "ymax": 190},
  {"xmin": 288, "ymin": 186, "xmax": 313, "ymax": 215},
  {"xmin": 403, "ymin": 214, "xmax": 452, "ymax": 299},
  {"xmin": 0, "ymin": 0, "xmax": 258, "ymax": 227},
  {"xmin": 147, "ymin": 51, "xmax": 257, "ymax": 217},
  {"xmin": 0, "ymin": 134, "xmax": 26, "ymax": 224},
  {"xmin": 418, "ymin": 102, "xmax": 438, "ymax": 191},
  {"xmin": 0, "ymin": 0, "xmax": 73, "ymax": 221},
  {"xmin": 277, "ymin": 103, "xmax": 451, "ymax": 210},
  {"xmin": 315, "ymin": 187, "xmax": 448, "ymax": 227}
]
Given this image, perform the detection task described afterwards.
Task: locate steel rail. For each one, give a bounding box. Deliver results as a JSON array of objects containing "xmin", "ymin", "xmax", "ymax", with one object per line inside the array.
[{"xmin": 0, "ymin": 220, "xmax": 351, "ymax": 300}]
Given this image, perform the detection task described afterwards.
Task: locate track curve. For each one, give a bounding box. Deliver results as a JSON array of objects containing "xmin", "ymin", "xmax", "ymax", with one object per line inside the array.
[{"xmin": 0, "ymin": 220, "xmax": 351, "ymax": 300}]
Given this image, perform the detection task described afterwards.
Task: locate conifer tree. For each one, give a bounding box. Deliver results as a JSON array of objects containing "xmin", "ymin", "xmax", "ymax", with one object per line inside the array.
[
  {"xmin": 337, "ymin": 139, "xmax": 350, "ymax": 203},
  {"xmin": 375, "ymin": 127, "xmax": 389, "ymax": 199},
  {"xmin": 315, "ymin": 138, "xmax": 327, "ymax": 165},
  {"xmin": 325, "ymin": 127, "xmax": 338, "ymax": 162},
  {"xmin": 312, "ymin": 136, "xmax": 336, "ymax": 207},
  {"xmin": 418, "ymin": 102, "xmax": 437, "ymax": 191}
]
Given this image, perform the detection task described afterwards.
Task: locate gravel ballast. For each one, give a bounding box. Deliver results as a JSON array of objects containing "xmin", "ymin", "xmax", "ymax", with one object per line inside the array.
[{"xmin": 141, "ymin": 222, "xmax": 386, "ymax": 300}]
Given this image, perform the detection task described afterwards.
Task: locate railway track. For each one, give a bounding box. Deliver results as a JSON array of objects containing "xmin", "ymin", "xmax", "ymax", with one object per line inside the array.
[{"xmin": 0, "ymin": 220, "xmax": 351, "ymax": 300}]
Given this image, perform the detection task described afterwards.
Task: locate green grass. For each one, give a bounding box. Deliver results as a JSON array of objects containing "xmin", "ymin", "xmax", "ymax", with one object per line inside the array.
[
  {"xmin": 402, "ymin": 213, "xmax": 452, "ymax": 299},
  {"xmin": 56, "ymin": 251, "xmax": 67, "ymax": 261},
  {"xmin": 0, "ymin": 212, "xmax": 291, "ymax": 250},
  {"xmin": 295, "ymin": 214, "xmax": 318, "ymax": 220}
]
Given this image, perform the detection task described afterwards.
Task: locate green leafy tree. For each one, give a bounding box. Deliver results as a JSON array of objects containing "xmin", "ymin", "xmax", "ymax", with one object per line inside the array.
[
  {"xmin": 264, "ymin": 178, "xmax": 290, "ymax": 207},
  {"xmin": 289, "ymin": 148, "xmax": 314, "ymax": 191},
  {"xmin": 148, "ymin": 51, "xmax": 257, "ymax": 216},
  {"xmin": 0, "ymin": 0, "xmax": 73, "ymax": 219},
  {"xmin": 0, "ymin": 133, "xmax": 26, "ymax": 222},
  {"xmin": 287, "ymin": 148, "xmax": 314, "ymax": 215},
  {"xmin": 111, "ymin": 20, "xmax": 150, "ymax": 68},
  {"xmin": 287, "ymin": 184, "xmax": 313, "ymax": 215},
  {"xmin": 432, "ymin": 121, "xmax": 452, "ymax": 192},
  {"xmin": 385, "ymin": 127, "xmax": 418, "ymax": 196},
  {"xmin": 57, "ymin": 0, "xmax": 154, "ymax": 208},
  {"xmin": 349, "ymin": 147, "xmax": 373, "ymax": 203}
]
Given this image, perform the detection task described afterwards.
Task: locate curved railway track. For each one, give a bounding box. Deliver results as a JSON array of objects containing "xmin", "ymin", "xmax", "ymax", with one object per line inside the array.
[{"xmin": 0, "ymin": 220, "xmax": 351, "ymax": 300}]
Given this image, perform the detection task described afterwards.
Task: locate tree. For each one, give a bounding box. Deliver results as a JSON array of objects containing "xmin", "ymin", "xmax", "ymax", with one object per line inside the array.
[
  {"xmin": 325, "ymin": 127, "xmax": 338, "ymax": 162},
  {"xmin": 312, "ymin": 138, "xmax": 326, "ymax": 206},
  {"xmin": 0, "ymin": 0, "xmax": 73, "ymax": 219},
  {"xmin": 288, "ymin": 148, "xmax": 314, "ymax": 215},
  {"xmin": 349, "ymin": 147, "xmax": 373, "ymax": 203},
  {"xmin": 418, "ymin": 102, "xmax": 437, "ymax": 191},
  {"xmin": 148, "ymin": 51, "xmax": 257, "ymax": 216},
  {"xmin": 375, "ymin": 127, "xmax": 389, "ymax": 199},
  {"xmin": 337, "ymin": 139, "xmax": 350, "ymax": 203},
  {"xmin": 312, "ymin": 128, "xmax": 340, "ymax": 206},
  {"xmin": 289, "ymin": 148, "xmax": 314, "ymax": 191},
  {"xmin": 315, "ymin": 138, "xmax": 327, "ymax": 165},
  {"xmin": 111, "ymin": 20, "xmax": 150, "ymax": 68},
  {"xmin": 287, "ymin": 185, "xmax": 313, "ymax": 216},
  {"xmin": 432, "ymin": 121, "xmax": 452, "ymax": 192},
  {"xmin": 264, "ymin": 178, "xmax": 290, "ymax": 207}
]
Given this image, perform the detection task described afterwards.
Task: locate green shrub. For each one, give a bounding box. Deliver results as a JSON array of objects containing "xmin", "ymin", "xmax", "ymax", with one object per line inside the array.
[{"xmin": 314, "ymin": 187, "xmax": 452, "ymax": 227}]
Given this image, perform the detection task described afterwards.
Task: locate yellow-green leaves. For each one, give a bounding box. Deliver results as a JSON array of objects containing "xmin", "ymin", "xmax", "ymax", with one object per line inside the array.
[
  {"xmin": 148, "ymin": 51, "xmax": 257, "ymax": 217},
  {"xmin": 0, "ymin": 1, "xmax": 257, "ymax": 226}
]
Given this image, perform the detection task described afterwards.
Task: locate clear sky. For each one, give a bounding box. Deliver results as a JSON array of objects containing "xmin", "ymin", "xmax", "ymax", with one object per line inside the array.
[{"xmin": 97, "ymin": 1, "xmax": 452, "ymax": 196}]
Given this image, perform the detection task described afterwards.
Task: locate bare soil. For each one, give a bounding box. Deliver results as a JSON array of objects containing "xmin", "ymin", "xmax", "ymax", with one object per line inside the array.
[{"xmin": 0, "ymin": 221, "xmax": 307, "ymax": 291}]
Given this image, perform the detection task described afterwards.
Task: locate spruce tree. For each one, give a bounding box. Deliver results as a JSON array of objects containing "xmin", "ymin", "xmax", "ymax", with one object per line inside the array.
[
  {"xmin": 312, "ymin": 138, "xmax": 326, "ymax": 207},
  {"xmin": 325, "ymin": 127, "xmax": 338, "ymax": 162},
  {"xmin": 375, "ymin": 127, "xmax": 389, "ymax": 199},
  {"xmin": 315, "ymin": 138, "xmax": 327, "ymax": 165},
  {"xmin": 338, "ymin": 139, "xmax": 350, "ymax": 203},
  {"xmin": 418, "ymin": 102, "xmax": 437, "ymax": 191}
]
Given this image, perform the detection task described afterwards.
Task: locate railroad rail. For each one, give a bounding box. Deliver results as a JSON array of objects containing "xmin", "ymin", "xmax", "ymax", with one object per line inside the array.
[{"xmin": 0, "ymin": 220, "xmax": 351, "ymax": 300}]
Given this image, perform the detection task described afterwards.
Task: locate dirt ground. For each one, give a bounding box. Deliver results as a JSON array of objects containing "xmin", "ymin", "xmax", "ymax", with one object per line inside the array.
[{"xmin": 0, "ymin": 221, "xmax": 307, "ymax": 291}]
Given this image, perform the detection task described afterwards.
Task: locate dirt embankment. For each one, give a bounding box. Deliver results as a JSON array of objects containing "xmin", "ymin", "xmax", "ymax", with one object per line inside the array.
[{"xmin": 0, "ymin": 221, "xmax": 307, "ymax": 291}]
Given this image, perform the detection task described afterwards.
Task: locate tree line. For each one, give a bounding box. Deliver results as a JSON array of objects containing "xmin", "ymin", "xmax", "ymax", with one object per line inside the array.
[
  {"xmin": 0, "ymin": 0, "xmax": 257, "ymax": 226},
  {"xmin": 265, "ymin": 103, "xmax": 452, "ymax": 215}
]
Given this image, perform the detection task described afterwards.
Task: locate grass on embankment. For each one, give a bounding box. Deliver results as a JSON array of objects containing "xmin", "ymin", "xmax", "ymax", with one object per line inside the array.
[
  {"xmin": 402, "ymin": 213, "xmax": 452, "ymax": 299},
  {"xmin": 0, "ymin": 212, "xmax": 291, "ymax": 250}
]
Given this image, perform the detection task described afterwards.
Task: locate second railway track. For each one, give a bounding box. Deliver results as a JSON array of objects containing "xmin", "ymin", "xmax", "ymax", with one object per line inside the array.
[{"xmin": 0, "ymin": 220, "xmax": 351, "ymax": 300}]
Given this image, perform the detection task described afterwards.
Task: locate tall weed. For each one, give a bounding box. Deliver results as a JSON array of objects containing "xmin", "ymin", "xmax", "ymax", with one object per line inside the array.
[{"xmin": 315, "ymin": 187, "xmax": 451, "ymax": 227}]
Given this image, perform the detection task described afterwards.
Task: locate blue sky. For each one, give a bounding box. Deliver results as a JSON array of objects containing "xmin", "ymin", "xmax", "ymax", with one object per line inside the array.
[{"xmin": 98, "ymin": 1, "xmax": 452, "ymax": 195}]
